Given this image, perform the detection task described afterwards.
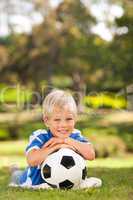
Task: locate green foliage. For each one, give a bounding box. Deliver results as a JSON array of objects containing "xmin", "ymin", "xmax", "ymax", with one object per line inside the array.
[
  {"xmin": 0, "ymin": 85, "xmax": 32, "ymax": 104},
  {"xmin": 107, "ymin": 1, "xmax": 133, "ymax": 86},
  {"xmin": 18, "ymin": 122, "xmax": 46, "ymax": 139},
  {"xmin": 0, "ymin": 122, "xmax": 46, "ymax": 141},
  {"xmin": 82, "ymin": 128, "xmax": 126, "ymax": 157},
  {"xmin": 51, "ymin": 75, "xmax": 73, "ymax": 88},
  {"xmin": 83, "ymin": 93, "xmax": 126, "ymax": 109},
  {"xmin": 121, "ymin": 132, "xmax": 133, "ymax": 152},
  {"xmin": 77, "ymin": 113, "xmax": 133, "ymax": 154},
  {"xmin": 116, "ymin": 125, "xmax": 133, "ymax": 152},
  {"xmin": 0, "ymin": 0, "xmax": 98, "ymax": 89},
  {"xmin": 0, "ymin": 0, "xmax": 132, "ymax": 91},
  {"xmin": 0, "ymin": 129, "xmax": 9, "ymax": 140}
]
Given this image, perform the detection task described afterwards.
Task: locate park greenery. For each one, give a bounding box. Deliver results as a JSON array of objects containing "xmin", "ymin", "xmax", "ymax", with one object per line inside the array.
[
  {"xmin": 0, "ymin": 0, "xmax": 133, "ymax": 155},
  {"xmin": 0, "ymin": 0, "xmax": 133, "ymax": 90},
  {"xmin": 0, "ymin": 1, "xmax": 133, "ymax": 199}
]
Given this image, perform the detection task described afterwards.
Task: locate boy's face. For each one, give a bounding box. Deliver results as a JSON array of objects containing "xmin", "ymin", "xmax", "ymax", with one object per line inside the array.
[{"xmin": 44, "ymin": 106, "xmax": 76, "ymax": 138}]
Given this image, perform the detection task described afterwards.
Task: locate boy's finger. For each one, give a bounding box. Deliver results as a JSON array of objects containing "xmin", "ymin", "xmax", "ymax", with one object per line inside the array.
[
  {"xmin": 43, "ymin": 139, "xmax": 53, "ymax": 147},
  {"xmin": 43, "ymin": 142, "xmax": 49, "ymax": 148},
  {"xmin": 46, "ymin": 138, "xmax": 63, "ymax": 147},
  {"xmin": 48, "ymin": 141, "xmax": 60, "ymax": 147},
  {"xmin": 50, "ymin": 144, "xmax": 61, "ymax": 152}
]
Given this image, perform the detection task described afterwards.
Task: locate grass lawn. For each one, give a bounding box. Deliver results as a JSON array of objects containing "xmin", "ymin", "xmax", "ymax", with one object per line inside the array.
[{"xmin": 0, "ymin": 141, "xmax": 133, "ymax": 200}]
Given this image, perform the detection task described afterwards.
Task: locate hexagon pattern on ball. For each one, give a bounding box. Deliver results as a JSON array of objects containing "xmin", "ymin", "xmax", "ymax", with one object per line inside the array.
[
  {"xmin": 59, "ymin": 180, "xmax": 74, "ymax": 189},
  {"xmin": 82, "ymin": 167, "xmax": 87, "ymax": 180},
  {"xmin": 42, "ymin": 164, "xmax": 51, "ymax": 179},
  {"xmin": 60, "ymin": 156, "xmax": 75, "ymax": 169},
  {"xmin": 41, "ymin": 148, "xmax": 87, "ymax": 189}
]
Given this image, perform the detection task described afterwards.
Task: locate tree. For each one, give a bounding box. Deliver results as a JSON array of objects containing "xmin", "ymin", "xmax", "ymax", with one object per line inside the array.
[
  {"xmin": 107, "ymin": 1, "xmax": 133, "ymax": 89},
  {"xmin": 1, "ymin": 1, "xmax": 96, "ymax": 87},
  {"xmin": 1, "ymin": 0, "xmax": 132, "ymax": 94}
]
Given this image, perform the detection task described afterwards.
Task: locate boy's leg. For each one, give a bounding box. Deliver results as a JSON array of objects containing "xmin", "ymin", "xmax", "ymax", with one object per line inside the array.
[
  {"xmin": 9, "ymin": 169, "xmax": 24, "ymax": 186},
  {"xmin": 78, "ymin": 177, "xmax": 102, "ymax": 189},
  {"xmin": 9, "ymin": 165, "xmax": 52, "ymax": 189},
  {"xmin": 8, "ymin": 165, "xmax": 23, "ymax": 186}
]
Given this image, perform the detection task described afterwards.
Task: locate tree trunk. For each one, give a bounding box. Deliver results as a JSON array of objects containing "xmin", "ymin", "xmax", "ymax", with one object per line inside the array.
[{"xmin": 72, "ymin": 72, "xmax": 86, "ymax": 113}]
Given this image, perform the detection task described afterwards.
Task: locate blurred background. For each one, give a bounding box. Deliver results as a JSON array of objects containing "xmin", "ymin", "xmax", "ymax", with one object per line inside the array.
[{"xmin": 0, "ymin": 0, "xmax": 133, "ymax": 167}]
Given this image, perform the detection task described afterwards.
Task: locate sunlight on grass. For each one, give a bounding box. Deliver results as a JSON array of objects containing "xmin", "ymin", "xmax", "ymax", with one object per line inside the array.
[
  {"xmin": 87, "ymin": 157, "xmax": 133, "ymax": 168},
  {"xmin": 0, "ymin": 140, "xmax": 27, "ymax": 155},
  {"xmin": 0, "ymin": 155, "xmax": 27, "ymax": 168}
]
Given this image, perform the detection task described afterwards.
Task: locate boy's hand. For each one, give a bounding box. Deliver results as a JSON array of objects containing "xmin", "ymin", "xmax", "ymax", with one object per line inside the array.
[
  {"xmin": 42, "ymin": 137, "xmax": 65, "ymax": 148},
  {"xmin": 59, "ymin": 144, "xmax": 76, "ymax": 151},
  {"xmin": 43, "ymin": 143, "xmax": 76, "ymax": 156},
  {"xmin": 42, "ymin": 137, "xmax": 76, "ymax": 152},
  {"xmin": 27, "ymin": 139, "xmax": 77, "ymax": 167}
]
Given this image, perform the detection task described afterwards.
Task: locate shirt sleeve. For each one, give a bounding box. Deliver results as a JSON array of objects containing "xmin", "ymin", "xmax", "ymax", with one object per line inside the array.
[
  {"xmin": 71, "ymin": 130, "xmax": 91, "ymax": 144},
  {"xmin": 75, "ymin": 133, "xmax": 91, "ymax": 143},
  {"xmin": 25, "ymin": 129, "xmax": 47, "ymax": 155}
]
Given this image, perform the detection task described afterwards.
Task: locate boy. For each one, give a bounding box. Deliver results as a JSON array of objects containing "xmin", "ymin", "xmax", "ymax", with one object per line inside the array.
[{"xmin": 10, "ymin": 89, "xmax": 102, "ymax": 189}]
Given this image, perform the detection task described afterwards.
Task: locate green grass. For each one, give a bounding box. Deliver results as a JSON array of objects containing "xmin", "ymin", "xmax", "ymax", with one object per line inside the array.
[
  {"xmin": 0, "ymin": 141, "xmax": 133, "ymax": 200},
  {"xmin": 0, "ymin": 166, "xmax": 133, "ymax": 200}
]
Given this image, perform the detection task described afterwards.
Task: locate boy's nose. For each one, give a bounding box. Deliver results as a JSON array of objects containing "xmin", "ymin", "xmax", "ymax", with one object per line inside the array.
[{"xmin": 60, "ymin": 119, "xmax": 67, "ymax": 127}]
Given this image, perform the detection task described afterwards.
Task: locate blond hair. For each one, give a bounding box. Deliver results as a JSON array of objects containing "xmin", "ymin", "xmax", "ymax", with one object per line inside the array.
[{"xmin": 42, "ymin": 89, "xmax": 77, "ymax": 117}]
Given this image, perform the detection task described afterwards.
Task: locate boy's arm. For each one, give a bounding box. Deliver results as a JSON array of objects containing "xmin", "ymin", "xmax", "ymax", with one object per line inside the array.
[
  {"xmin": 64, "ymin": 137, "xmax": 95, "ymax": 160},
  {"xmin": 26, "ymin": 144, "xmax": 64, "ymax": 167},
  {"xmin": 42, "ymin": 136, "xmax": 95, "ymax": 160}
]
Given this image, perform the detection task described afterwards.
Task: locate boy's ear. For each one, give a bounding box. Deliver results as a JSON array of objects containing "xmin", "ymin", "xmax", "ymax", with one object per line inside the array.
[{"xmin": 43, "ymin": 116, "xmax": 49, "ymax": 126}]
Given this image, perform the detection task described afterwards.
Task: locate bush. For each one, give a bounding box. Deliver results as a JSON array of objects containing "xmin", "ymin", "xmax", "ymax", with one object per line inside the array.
[
  {"xmin": 0, "ymin": 85, "xmax": 32, "ymax": 104},
  {"xmin": 83, "ymin": 93, "xmax": 126, "ymax": 109},
  {"xmin": 18, "ymin": 122, "xmax": 46, "ymax": 139},
  {"xmin": 82, "ymin": 128, "xmax": 126, "ymax": 157},
  {"xmin": 121, "ymin": 132, "xmax": 133, "ymax": 152},
  {"xmin": 0, "ymin": 122, "xmax": 46, "ymax": 141},
  {"xmin": 51, "ymin": 75, "xmax": 73, "ymax": 88},
  {"xmin": 0, "ymin": 128, "xmax": 10, "ymax": 140}
]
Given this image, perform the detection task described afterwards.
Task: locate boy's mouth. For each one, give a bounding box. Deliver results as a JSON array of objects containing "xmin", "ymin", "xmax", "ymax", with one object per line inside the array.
[{"xmin": 57, "ymin": 130, "xmax": 68, "ymax": 134}]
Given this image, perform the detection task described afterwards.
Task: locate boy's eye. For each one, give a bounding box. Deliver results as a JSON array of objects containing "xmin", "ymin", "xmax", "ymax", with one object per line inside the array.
[
  {"xmin": 66, "ymin": 118, "xmax": 73, "ymax": 121},
  {"xmin": 54, "ymin": 118, "xmax": 60, "ymax": 121}
]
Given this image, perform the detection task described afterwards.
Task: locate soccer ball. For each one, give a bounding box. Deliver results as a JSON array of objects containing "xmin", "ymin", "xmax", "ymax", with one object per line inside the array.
[{"xmin": 41, "ymin": 148, "xmax": 87, "ymax": 189}]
